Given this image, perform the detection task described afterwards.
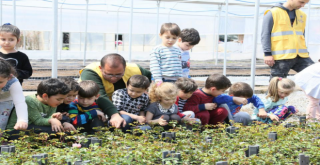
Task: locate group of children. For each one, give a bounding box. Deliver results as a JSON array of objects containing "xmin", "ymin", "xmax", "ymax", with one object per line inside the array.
[{"xmin": 0, "ymin": 22, "xmax": 318, "ymax": 138}]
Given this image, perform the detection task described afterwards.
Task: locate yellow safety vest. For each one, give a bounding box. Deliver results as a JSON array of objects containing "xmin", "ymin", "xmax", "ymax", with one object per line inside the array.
[
  {"xmin": 265, "ymin": 7, "xmax": 309, "ymax": 60},
  {"xmin": 79, "ymin": 62, "xmax": 142, "ymax": 100}
]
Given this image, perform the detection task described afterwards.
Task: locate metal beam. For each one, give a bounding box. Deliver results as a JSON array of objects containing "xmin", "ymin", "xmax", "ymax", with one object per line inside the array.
[
  {"xmin": 223, "ymin": 0, "xmax": 228, "ymax": 76},
  {"xmin": 215, "ymin": 4, "xmax": 222, "ymax": 65},
  {"xmin": 52, "ymin": 0, "xmax": 58, "ymax": 78},
  {"xmin": 83, "ymin": 0, "xmax": 89, "ymax": 66},
  {"xmin": 128, "ymin": 0, "xmax": 133, "ymax": 62},
  {"xmin": 250, "ymin": 0, "xmax": 260, "ymax": 89}
]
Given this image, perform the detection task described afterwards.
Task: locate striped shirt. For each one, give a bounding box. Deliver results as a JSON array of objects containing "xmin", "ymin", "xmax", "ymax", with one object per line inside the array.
[
  {"xmin": 178, "ymin": 98, "xmax": 187, "ymax": 112},
  {"xmin": 150, "ymin": 45, "xmax": 182, "ymax": 82}
]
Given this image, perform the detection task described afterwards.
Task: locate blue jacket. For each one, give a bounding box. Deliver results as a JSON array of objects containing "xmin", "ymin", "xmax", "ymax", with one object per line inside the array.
[{"xmin": 213, "ymin": 94, "xmax": 265, "ymax": 116}]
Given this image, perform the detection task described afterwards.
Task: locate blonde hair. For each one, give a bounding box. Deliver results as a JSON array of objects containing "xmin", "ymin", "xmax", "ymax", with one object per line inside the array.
[
  {"xmin": 149, "ymin": 82, "xmax": 178, "ymax": 103},
  {"xmin": 266, "ymin": 77, "xmax": 295, "ymax": 102}
]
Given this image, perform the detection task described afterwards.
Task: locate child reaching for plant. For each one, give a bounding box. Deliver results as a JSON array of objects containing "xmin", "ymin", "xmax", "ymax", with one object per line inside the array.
[
  {"xmin": 252, "ymin": 77, "xmax": 298, "ymax": 123},
  {"xmin": 112, "ymin": 75, "xmax": 151, "ymax": 133},
  {"xmin": 7, "ymin": 78, "xmax": 70, "ymax": 134},
  {"xmin": 145, "ymin": 82, "xmax": 181, "ymax": 126},
  {"xmin": 0, "ymin": 59, "xmax": 28, "ymax": 131},
  {"xmin": 67, "ymin": 80, "xmax": 106, "ymax": 133}
]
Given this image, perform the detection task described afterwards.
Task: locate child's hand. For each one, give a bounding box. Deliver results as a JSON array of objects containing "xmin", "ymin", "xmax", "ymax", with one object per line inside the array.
[
  {"xmin": 182, "ymin": 114, "xmax": 196, "ymax": 124},
  {"xmin": 158, "ymin": 115, "xmax": 168, "ymax": 126},
  {"xmin": 14, "ymin": 121, "xmax": 28, "ymax": 130},
  {"xmin": 258, "ymin": 109, "xmax": 268, "ymax": 118},
  {"xmin": 63, "ymin": 122, "xmax": 76, "ymax": 132},
  {"xmin": 96, "ymin": 110, "xmax": 107, "ymax": 122},
  {"xmin": 49, "ymin": 118, "xmax": 64, "ymax": 132},
  {"xmin": 233, "ymin": 97, "xmax": 248, "ymax": 105},
  {"xmin": 269, "ymin": 114, "xmax": 279, "ymax": 122},
  {"xmin": 62, "ymin": 112, "xmax": 70, "ymax": 117},
  {"xmin": 205, "ymin": 103, "xmax": 217, "ymax": 110},
  {"xmin": 136, "ymin": 116, "xmax": 146, "ymax": 124},
  {"xmin": 52, "ymin": 112, "xmax": 63, "ymax": 120}
]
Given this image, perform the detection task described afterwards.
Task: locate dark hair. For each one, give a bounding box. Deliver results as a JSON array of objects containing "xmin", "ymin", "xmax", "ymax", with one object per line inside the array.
[
  {"xmin": 180, "ymin": 28, "xmax": 201, "ymax": 45},
  {"xmin": 205, "ymin": 74, "xmax": 231, "ymax": 90},
  {"xmin": 160, "ymin": 23, "xmax": 181, "ymax": 36},
  {"xmin": 127, "ymin": 75, "xmax": 150, "ymax": 89},
  {"xmin": 0, "ymin": 59, "xmax": 16, "ymax": 78},
  {"xmin": 59, "ymin": 77, "xmax": 80, "ymax": 92},
  {"xmin": 0, "ymin": 23, "xmax": 20, "ymax": 40},
  {"xmin": 101, "ymin": 53, "xmax": 126, "ymax": 69},
  {"xmin": 175, "ymin": 77, "xmax": 198, "ymax": 93},
  {"xmin": 229, "ymin": 82, "xmax": 253, "ymax": 98},
  {"xmin": 37, "ymin": 78, "xmax": 70, "ymax": 98},
  {"xmin": 78, "ymin": 80, "xmax": 100, "ymax": 98}
]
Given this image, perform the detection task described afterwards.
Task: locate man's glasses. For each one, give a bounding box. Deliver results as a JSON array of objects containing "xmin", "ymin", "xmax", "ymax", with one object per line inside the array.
[{"xmin": 102, "ymin": 72, "xmax": 124, "ymax": 78}]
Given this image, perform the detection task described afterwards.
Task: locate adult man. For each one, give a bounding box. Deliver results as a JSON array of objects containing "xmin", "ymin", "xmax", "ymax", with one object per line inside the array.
[
  {"xmin": 79, "ymin": 53, "xmax": 151, "ymax": 128},
  {"xmin": 261, "ymin": 0, "xmax": 314, "ymax": 79}
]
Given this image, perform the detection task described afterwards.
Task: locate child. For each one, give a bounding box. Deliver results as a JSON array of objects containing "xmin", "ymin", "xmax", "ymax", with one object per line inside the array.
[
  {"xmin": 294, "ymin": 63, "xmax": 320, "ymax": 121},
  {"xmin": 175, "ymin": 77, "xmax": 198, "ymax": 118},
  {"xmin": 7, "ymin": 78, "xmax": 70, "ymax": 133},
  {"xmin": 213, "ymin": 82, "xmax": 264, "ymax": 126},
  {"xmin": 57, "ymin": 77, "xmax": 80, "ymax": 132},
  {"xmin": 183, "ymin": 74, "xmax": 231, "ymax": 125},
  {"xmin": 176, "ymin": 28, "xmax": 201, "ymax": 78},
  {"xmin": 150, "ymin": 23, "xmax": 182, "ymax": 83},
  {"xmin": 112, "ymin": 75, "xmax": 151, "ymax": 132},
  {"xmin": 252, "ymin": 77, "xmax": 298, "ymax": 123},
  {"xmin": 0, "ymin": 59, "xmax": 28, "ymax": 131},
  {"xmin": 145, "ymin": 82, "xmax": 181, "ymax": 126},
  {"xmin": 68, "ymin": 80, "xmax": 106, "ymax": 133},
  {"xmin": 0, "ymin": 23, "xmax": 32, "ymax": 84}
]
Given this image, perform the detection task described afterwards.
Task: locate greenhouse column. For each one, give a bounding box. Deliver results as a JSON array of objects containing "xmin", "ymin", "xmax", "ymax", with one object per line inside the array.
[
  {"xmin": 0, "ymin": 0, "xmax": 2, "ymax": 25},
  {"xmin": 13, "ymin": 0, "xmax": 16, "ymax": 25},
  {"xmin": 83, "ymin": 0, "xmax": 89, "ymax": 66},
  {"xmin": 250, "ymin": 0, "xmax": 260, "ymax": 89},
  {"xmin": 215, "ymin": 5, "xmax": 222, "ymax": 65},
  {"xmin": 156, "ymin": 0, "xmax": 160, "ymax": 45},
  {"xmin": 223, "ymin": 0, "xmax": 229, "ymax": 76},
  {"xmin": 128, "ymin": 0, "xmax": 133, "ymax": 62},
  {"xmin": 52, "ymin": 0, "xmax": 58, "ymax": 78}
]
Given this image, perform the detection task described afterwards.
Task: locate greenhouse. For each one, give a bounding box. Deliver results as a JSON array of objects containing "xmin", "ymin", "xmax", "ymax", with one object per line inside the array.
[{"xmin": 1, "ymin": 0, "xmax": 320, "ymax": 164}]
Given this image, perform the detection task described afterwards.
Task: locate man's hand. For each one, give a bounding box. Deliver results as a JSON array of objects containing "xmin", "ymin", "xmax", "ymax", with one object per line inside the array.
[
  {"xmin": 269, "ymin": 114, "xmax": 279, "ymax": 122},
  {"xmin": 51, "ymin": 112, "xmax": 63, "ymax": 120},
  {"xmin": 14, "ymin": 121, "xmax": 28, "ymax": 130},
  {"xmin": 258, "ymin": 108, "xmax": 268, "ymax": 119},
  {"xmin": 136, "ymin": 116, "xmax": 146, "ymax": 124},
  {"xmin": 264, "ymin": 56, "xmax": 275, "ymax": 67},
  {"xmin": 158, "ymin": 115, "xmax": 168, "ymax": 126},
  {"xmin": 233, "ymin": 97, "xmax": 248, "ymax": 105},
  {"xmin": 49, "ymin": 118, "xmax": 64, "ymax": 132},
  {"xmin": 205, "ymin": 103, "xmax": 217, "ymax": 110},
  {"xmin": 109, "ymin": 113, "xmax": 126, "ymax": 128},
  {"xmin": 63, "ymin": 122, "xmax": 76, "ymax": 132}
]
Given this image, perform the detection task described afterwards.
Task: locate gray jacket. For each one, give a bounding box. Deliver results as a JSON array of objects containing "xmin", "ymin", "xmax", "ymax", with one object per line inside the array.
[{"xmin": 261, "ymin": 3, "xmax": 304, "ymax": 56}]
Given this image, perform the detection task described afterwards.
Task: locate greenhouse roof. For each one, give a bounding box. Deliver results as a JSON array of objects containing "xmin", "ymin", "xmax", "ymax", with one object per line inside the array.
[{"xmin": 1, "ymin": 0, "xmax": 319, "ymax": 17}]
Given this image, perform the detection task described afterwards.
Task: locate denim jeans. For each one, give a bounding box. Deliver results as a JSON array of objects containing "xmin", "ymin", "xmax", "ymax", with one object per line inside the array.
[{"xmin": 120, "ymin": 114, "xmax": 151, "ymax": 133}]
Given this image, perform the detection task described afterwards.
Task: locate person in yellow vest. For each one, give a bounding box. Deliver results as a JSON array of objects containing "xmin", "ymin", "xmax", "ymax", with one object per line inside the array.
[
  {"xmin": 262, "ymin": 0, "xmax": 314, "ymax": 80},
  {"xmin": 79, "ymin": 53, "xmax": 152, "ymax": 128}
]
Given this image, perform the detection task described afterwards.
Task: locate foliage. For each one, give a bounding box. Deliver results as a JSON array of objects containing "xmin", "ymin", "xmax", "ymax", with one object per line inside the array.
[{"xmin": 1, "ymin": 121, "xmax": 320, "ymax": 164}]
